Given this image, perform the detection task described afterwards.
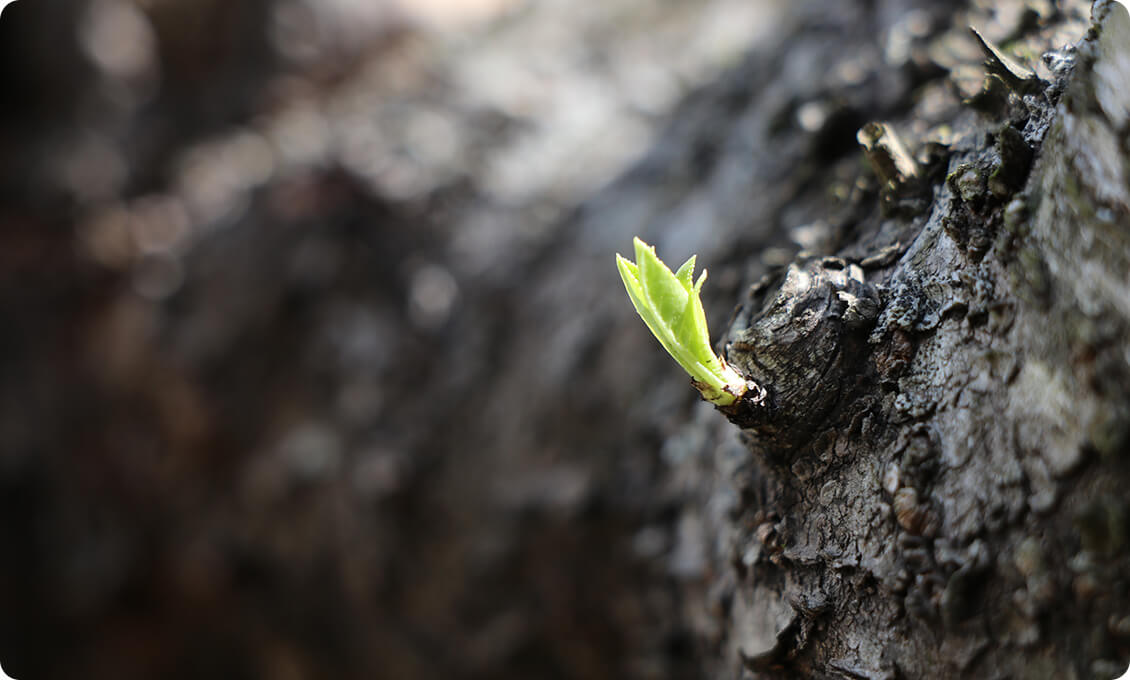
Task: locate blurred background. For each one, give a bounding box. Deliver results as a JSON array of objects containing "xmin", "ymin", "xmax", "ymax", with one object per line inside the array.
[{"xmin": 0, "ymin": 0, "xmax": 786, "ymax": 678}]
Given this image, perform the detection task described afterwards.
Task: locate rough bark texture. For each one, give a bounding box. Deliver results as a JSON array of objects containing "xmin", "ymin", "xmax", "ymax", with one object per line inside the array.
[
  {"xmin": 0, "ymin": 0, "xmax": 1127, "ymax": 679},
  {"xmin": 681, "ymin": 1, "xmax": 1130, "ymax": 677}
]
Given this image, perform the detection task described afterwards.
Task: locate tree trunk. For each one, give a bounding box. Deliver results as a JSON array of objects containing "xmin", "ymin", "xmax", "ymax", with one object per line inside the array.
[{"xmin": 648, "ymin": 1, "xmax": 1130, "ymax": 677}]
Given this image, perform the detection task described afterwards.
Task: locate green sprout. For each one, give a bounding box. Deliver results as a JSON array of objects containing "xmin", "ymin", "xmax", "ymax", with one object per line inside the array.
[{"xmin": 616, "ymin": 237, "xmax": 748, "ymax": 406}]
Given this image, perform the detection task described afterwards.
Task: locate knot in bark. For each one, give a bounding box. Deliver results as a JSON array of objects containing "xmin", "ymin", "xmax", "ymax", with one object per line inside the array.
[{"xmin": 725, "ymin": 256, "xmax": 881, "ymax": 455}]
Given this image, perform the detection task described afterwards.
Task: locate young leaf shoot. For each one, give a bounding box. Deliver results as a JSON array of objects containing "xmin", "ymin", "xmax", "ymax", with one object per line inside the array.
[{"xmin": 616, "ymin": 237, "xmax": 748, "ymax": 406}]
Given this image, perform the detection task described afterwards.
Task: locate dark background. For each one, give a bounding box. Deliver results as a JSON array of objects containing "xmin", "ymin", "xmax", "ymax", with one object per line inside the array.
[{"xmin": 0, "ymin": 1, "xmax": 783, "ymax": 677}]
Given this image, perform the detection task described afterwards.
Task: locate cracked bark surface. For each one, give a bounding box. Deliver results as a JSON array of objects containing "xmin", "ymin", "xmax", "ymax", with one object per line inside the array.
[{"xmin": 663, "ymin": 2, "xmax": 1130, "ymax": 677}]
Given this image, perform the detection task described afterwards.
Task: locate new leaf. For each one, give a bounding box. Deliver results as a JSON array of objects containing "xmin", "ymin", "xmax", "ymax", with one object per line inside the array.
[{"xmin": 616, "ymin": 237, "xmax": 747, "ymax": 406}]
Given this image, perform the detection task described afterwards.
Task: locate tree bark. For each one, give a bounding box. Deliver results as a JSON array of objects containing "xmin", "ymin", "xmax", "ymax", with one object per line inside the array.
[{"xmin": 649, "ymin": 1, "xmax": 1130, "ymax": 677}]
